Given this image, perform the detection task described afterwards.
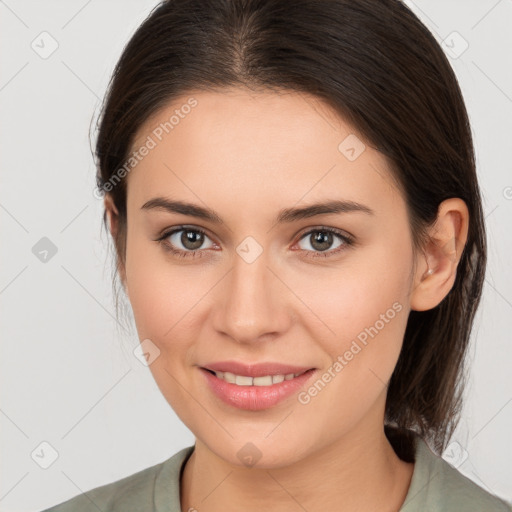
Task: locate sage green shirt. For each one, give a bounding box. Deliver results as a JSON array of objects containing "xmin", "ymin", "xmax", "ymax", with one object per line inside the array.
[{"xmin": 41, "ymin": 435, "xmax": 512, "ymax": 511}]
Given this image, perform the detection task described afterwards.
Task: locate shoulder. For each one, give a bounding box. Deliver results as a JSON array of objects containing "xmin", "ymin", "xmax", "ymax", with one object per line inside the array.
[
  {"xmin": 432, "ymin": 456, "xmax": 512, "ymax": 510},
  {"xmin": 39, "ymin": 461, "xmax": 164, "ymax": 512},
  {"xmin": 39, "ymin": 446, "xmax": 195, "ymax": 512},
  {"xmin": 401, "ymin": 435, "xmax": 512, "ymax": 511}
]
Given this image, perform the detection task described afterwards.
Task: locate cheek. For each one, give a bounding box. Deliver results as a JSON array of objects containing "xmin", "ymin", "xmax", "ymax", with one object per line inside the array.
[
  {"xmin": 124, "ymin": 234, "xmax": 206, "ymax": 343},
  {"xmin": 289, "ymin": 277, "xmax": 410, "ymax": 441},
  {"xmin": 124, "ymin": 244, "xmax": 207, "ymax": 409},
  {"xmin": 300, "ymin": 245, "xmax": 411, "ymax": 340},
  {"xmin": 293, "ymin": 240, "xmax": 412, "ymax": 396}
]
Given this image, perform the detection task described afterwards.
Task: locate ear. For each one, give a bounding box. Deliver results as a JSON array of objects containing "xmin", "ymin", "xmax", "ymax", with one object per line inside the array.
[
  {"xmin": 104, "ymin": 194, "xmax": 119, "ymax": 238},
  {"xmin": 103, "ymin": 195, "xmax": 128, "ymax": 295},
  {"xmin": 410, "ymin": 198, "xmax": 469, "ymax": 312}
]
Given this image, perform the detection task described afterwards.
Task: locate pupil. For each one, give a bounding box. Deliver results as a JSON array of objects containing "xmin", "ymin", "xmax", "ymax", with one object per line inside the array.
[{"xmin": 311, "ymin": 231, "xmax": 332, "ymax": 251}]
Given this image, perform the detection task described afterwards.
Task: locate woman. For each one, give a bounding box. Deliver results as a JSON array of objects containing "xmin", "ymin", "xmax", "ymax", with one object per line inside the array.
[{"xmin": 42, "ymin": 0, "xmax": 512, "ymax": 510}]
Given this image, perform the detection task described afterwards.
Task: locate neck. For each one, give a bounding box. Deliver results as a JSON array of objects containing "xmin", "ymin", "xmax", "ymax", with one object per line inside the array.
[{"xmin": 180, "ymin": 421, "xmax": 414, "ymax": 512}]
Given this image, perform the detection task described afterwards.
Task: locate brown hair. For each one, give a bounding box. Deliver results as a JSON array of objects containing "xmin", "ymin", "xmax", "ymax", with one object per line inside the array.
[{"xmin": 93, "ymin": 0, "xmax": 486, "ymax": 460}]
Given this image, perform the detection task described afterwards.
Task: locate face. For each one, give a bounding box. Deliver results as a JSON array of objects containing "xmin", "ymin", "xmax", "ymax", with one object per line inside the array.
[{"xmin": 116, "ymin": 88, "xmax": 419, "ymax": 467}]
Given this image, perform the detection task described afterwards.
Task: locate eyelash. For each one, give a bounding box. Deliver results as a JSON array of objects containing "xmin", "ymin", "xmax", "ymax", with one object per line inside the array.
[{"xmin": 155, "ymin": 225, "xmax": 355, "ymax": 260}]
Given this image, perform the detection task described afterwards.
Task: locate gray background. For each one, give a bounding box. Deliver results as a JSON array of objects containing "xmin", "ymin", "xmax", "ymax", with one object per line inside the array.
[{"xmin": 0, "ymin": 1, "xmax": 511, "ymax": 510}]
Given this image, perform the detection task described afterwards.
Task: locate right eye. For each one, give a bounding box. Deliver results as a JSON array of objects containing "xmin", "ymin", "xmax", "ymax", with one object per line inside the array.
[{"xmin": 156, "ymin": 226, "xmax": 218, "ymax": 258}]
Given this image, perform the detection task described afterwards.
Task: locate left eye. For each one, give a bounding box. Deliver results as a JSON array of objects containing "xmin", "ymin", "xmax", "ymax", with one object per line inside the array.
[{"xmin": 296, "ymin": 228, "xmax": 351, "ymax": 254}]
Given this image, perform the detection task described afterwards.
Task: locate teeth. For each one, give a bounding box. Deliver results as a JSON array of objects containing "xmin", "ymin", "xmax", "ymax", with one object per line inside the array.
[
  {"xmin": 253, "ymin": 375, "xmax": 273, "ymax": 386},
  {"xmin": 223, "ymin": 371, "xmax": 235, "ymax": 383},
  {"xmin": 235, "ymin": 375, "xmax": 253, "ymax": 386},
  {"xmin": 212, "ymin": 370, "xmax": 305, "ymax": 386}
]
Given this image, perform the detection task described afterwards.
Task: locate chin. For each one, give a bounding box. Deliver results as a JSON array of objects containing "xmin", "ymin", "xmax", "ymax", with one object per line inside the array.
[{"xmin": 202, "ymin": 435, "xmax": 314, "ymax": 470}]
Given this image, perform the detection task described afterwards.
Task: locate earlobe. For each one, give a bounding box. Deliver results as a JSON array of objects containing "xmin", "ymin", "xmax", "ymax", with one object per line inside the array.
[{"xmin": 410, "ymin": 198, "xmax": 469, "ymax": 312}]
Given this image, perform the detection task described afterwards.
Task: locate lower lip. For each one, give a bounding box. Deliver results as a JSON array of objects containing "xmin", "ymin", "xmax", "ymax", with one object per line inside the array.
[{"xmin": 200, "ymin": 368, "xmax": 317, "ymax": 410}]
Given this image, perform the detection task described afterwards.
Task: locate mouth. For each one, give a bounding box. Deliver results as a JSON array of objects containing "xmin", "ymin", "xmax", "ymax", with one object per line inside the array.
[{"xmin": 199, "ymin": 366, "xmax": 318, "ymax": 410}]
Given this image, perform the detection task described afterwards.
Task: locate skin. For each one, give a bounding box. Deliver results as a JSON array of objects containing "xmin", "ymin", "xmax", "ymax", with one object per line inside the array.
[{"xmin": 105, "ymin": 88, "xmax": 469, "ymax": 511}]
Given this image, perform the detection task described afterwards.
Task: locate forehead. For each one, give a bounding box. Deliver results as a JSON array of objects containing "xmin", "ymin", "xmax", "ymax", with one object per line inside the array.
[{"xmin": 126, "ymin": 88, "xmax": 402, "ymax": 218}]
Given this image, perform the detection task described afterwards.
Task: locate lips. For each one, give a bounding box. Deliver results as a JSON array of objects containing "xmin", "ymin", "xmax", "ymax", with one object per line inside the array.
[{"xmin": 198, "ymin": 361, "xmax": 318, "ymax": 410}]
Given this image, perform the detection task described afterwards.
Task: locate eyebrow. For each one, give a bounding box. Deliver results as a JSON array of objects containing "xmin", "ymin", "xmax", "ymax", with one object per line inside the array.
[{"xmin": 140, "ymin": 197, "xmax": 374, "ymax": 224}]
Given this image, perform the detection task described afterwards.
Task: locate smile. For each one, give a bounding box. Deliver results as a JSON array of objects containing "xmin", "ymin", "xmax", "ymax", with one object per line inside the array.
[{"xmin": 200, "ymin": 367, "xmax": 317, "ymax": 410}]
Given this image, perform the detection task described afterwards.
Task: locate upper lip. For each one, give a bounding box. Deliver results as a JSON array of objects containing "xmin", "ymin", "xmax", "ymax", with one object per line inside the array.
[{"xmin": 201, "ymin": 361, "xmax": 315, "ymax": 377}]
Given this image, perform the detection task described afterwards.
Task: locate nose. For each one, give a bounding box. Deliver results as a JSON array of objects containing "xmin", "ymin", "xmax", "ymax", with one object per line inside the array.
[{"xmin": 212, "ymin": 247, "xmax": 292, "ymax": 345}]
